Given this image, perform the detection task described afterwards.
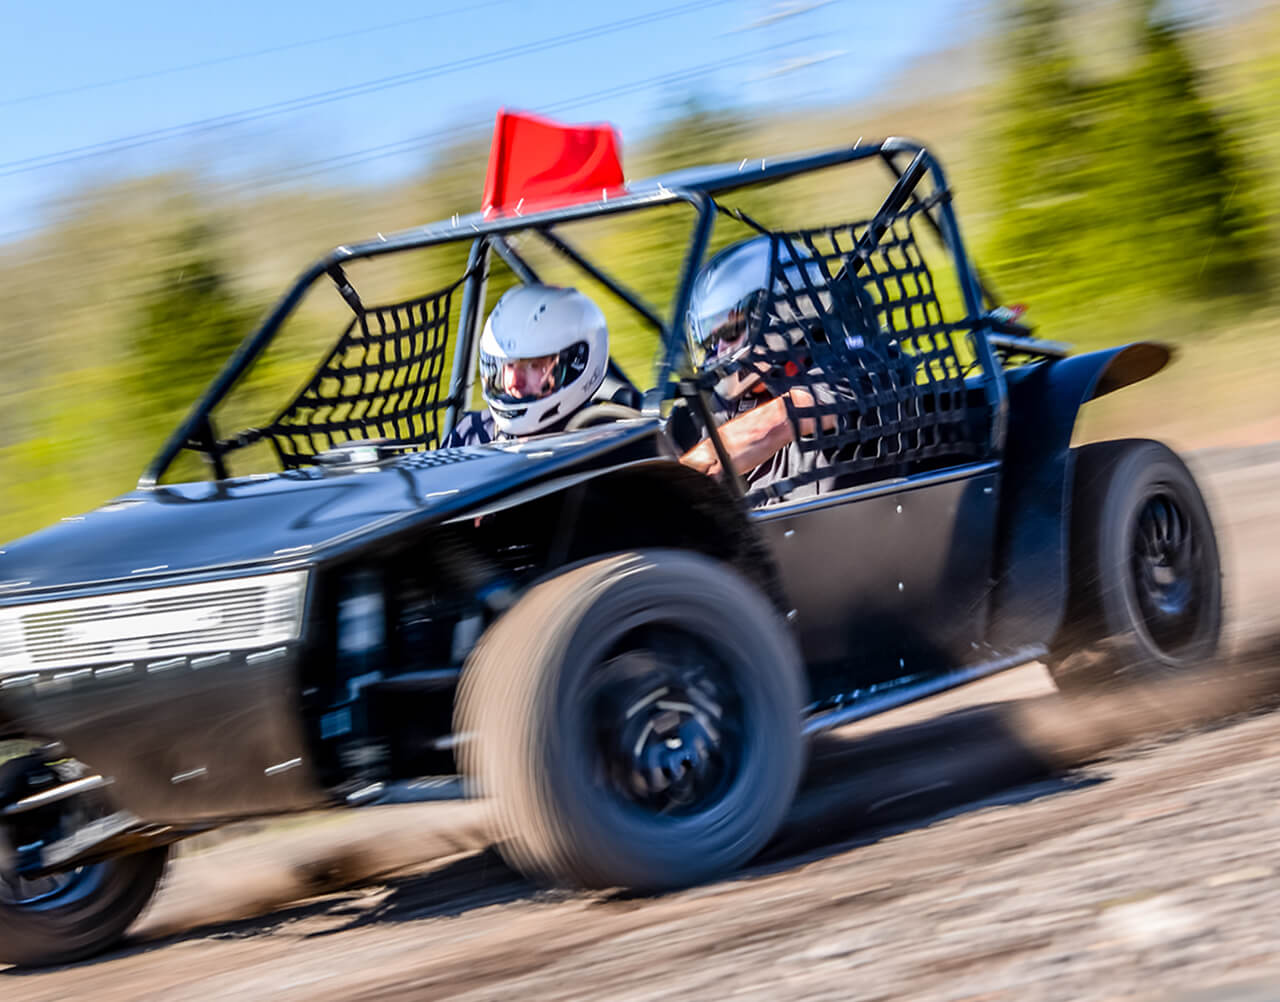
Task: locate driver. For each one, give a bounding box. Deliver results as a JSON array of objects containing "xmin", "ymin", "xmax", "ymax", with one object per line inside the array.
[
  {"xmin": 677, "ymin": 236, "xmax": 857, "ymax": 503},
  {"xmin": 442, "ymin": 283, "xmax": 609, "ymax": 446}
]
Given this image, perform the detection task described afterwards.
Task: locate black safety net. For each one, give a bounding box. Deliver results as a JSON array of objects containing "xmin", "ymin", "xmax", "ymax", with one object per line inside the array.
[
  {"xmin": 712, "ymin": 197, "xmax": 990, "ymax": 506},
  {"xmin": 263, "ymin": 279, "xmax": 461, "ymax": 468}
]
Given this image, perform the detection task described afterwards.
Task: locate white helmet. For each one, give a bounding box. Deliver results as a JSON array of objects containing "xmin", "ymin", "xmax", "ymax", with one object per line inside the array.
[{"xmin": 478, "ymin": 284, "xmax": 609, "ymax": 436}]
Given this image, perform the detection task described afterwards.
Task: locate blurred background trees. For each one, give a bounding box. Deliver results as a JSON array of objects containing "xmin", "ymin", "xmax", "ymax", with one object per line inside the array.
[
  {"xmin": 987, "ymin": 0, "xmax": 1267, "ymax": 328},
  {"xmin": 1, "ymin": 0, "xmax": 1277, "ymax": 540},
  {"xmin": 129, "ymin": 220, "xmax": 258, "ymax": 423}
]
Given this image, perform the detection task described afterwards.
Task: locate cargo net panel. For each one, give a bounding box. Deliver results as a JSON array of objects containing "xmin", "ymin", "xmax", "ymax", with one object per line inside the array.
[
  {"xmin": 265, "ymin": 283, "xmax": 458, "ymax": 468},
  {"xmin": 740, "ymin": 202, "xmax": 987, "ymax": 504}
]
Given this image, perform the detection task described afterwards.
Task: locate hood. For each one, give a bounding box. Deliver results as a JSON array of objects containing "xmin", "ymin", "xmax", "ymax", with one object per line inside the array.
[{"xmin": 0, "ymin": 421, "xmax": 664, "ymax": 600}]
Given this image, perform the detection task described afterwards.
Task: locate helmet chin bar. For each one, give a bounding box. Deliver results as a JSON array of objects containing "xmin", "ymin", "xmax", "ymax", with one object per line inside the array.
[{"xmin": 489, "ymin": 402, "xmax": 529, "ymax": 423}]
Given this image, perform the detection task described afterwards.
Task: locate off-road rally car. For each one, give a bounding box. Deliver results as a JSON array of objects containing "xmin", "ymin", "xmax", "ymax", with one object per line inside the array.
[{"xmin": 0, "ymin": 114, "xmax": 1222, "ymax": 968}]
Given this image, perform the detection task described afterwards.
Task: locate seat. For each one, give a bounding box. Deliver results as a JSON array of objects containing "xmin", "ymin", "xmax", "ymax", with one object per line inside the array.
[{"xmin": 592, "ymin": 361, "xmax": 644, "ymax": 410}]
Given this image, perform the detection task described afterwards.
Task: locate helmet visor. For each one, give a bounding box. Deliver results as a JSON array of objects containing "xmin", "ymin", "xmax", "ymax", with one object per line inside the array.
[
  {"xmin": 480, "ymin": 341, "xmax": 588, "ymax": 407},
  {"xmin": 687, "ymin": 290, "xmax": 764, "ymax": 370}
]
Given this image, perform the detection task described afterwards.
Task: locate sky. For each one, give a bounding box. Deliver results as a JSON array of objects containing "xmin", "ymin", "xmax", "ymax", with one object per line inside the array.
[{"xmin": 0, "ymin": 0, "xmax": 983, "ymax": 242}]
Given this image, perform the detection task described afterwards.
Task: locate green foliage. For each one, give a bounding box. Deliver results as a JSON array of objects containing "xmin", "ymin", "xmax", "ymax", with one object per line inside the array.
[
  {"xmin": 129, "ymin": 220, "xmax": 259, "ymax": 423},
  {"xmin": 987, "ymin": 0, "xmax": 1268, "ymax": 337},
  {"xmin": 986, "ymin": 0, "xmax": 1091, "ymax": 312},
  {"xmin": 1241, "ymin": 7, "xmax": 1280, "ymax": 268},
  {"xmin": 1120, "ymin": 1, "xmax": 1266, "ymax": 294},
  {"xmin": 645, "ymin": 96, "xmax": 750, "ymax": 175}
]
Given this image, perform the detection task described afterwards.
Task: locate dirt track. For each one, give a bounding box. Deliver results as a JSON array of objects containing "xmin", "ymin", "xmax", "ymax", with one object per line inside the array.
[{"xmin": 5, "ymin": 445, "xmax": 1280, "ymax": 1001}]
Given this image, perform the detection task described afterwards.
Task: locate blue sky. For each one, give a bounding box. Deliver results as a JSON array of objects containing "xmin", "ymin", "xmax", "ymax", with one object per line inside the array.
[{"xmin": 0, "ymin": 0, "xmax": 979, "ymax": 241}]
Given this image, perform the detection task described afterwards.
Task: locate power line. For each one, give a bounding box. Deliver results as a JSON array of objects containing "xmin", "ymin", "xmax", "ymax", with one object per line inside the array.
[
  {"xmin": 729, "ymin": 0, "xmax": 838, "ymax": 33},
  {"xmin": 250, "ymin": 43, "xmax": 782, "ymax": 190},
  {"xmin": 0, "ymin": 1, "xmax": 512, "ymax": 109},
  {"xmin": 0, "ymin": 52, "xmax": 663, "ymax": 249},
  {"xmin": 0, "ymin": 17, "xmax": 774, "ymax": 248},
  {"xmin": 0, "ymin": 44, "xmax": 769, "ymax": 245},
  {"xmin": 0, "ymin": 0, "xmax": 732, "ymax": 179},
  {"xmin": 751, "ymin": 49, "xmax": 845, "ymax": 81}
]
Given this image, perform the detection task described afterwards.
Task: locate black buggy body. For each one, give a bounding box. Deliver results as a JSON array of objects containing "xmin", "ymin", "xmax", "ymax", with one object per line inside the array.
[{"xmin": 0, "ymin": 133, "xmax": 1222, "ymax": 967}]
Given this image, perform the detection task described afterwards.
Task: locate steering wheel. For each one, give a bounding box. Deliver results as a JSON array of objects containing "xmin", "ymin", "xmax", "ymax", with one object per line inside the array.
[{"xmin": 565, "ymin": 401, "xmax": 645, "ymax": 431}]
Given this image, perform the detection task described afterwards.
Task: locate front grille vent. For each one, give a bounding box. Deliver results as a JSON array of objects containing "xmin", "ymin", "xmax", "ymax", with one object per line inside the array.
[{"xmin": 0, "ymin": 571, "xmax": 308, "ymax": 674}]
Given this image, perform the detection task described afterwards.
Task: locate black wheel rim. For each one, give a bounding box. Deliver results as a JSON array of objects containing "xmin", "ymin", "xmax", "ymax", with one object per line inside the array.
[
  {"xmin": 589, "ymin": 626, "xmax": 745, "ymax": 818},
  {"xmin": 0, "ymin": 772, "xmax": 111, "ymax": 912},
  {"xmin": 1129, "ymin": 488, "xmax": 1207, "ymax": 654},
  {"xmin": 0, "ymin": 863, "xmax": 103, "ymax": 911}
]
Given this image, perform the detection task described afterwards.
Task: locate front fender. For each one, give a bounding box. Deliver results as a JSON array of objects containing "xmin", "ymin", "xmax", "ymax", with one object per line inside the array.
[
  {"xmin": 985, "ymin": 342, "xmax": 1172, "ymax": 649},
  {"xmin": 466, "ymin": 458, "xmax": 788, "ymax": 614}
]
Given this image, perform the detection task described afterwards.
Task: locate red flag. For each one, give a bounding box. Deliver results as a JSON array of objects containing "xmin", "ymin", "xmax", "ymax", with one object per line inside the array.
[{"xmin": 481, "ymin": 109, "xmax": 624, "ymax": 218}]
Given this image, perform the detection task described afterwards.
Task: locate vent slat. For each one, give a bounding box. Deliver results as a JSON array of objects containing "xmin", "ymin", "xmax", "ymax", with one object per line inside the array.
[{"xmin": 3, "ymin": 573, "xmax": 306, "ymax": 671}]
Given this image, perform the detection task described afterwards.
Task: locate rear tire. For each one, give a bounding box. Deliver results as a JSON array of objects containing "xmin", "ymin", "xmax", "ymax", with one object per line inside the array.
[
  {"xmin": 456, "ymin": 549, "xmax": 804, "ymax": 891},
  {"xmin": 1048, "ymin": 439, "xmax": 1222, "ymax": 693}
]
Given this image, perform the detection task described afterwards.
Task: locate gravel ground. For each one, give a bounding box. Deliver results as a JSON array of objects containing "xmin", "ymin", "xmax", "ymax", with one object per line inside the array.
[{"xmin": 4, "ymin": 444, "xmax": 1279, "ymax": 1002}]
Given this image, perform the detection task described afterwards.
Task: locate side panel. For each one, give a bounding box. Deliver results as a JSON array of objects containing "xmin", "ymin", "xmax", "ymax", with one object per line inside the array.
[
  {"xmin": 985, "ymin": 342, "xmax": 1171, "ymax": 650},
  {"xmin": 0, "ymin": 646, "xmax": 326, "ymax": 823},
  {"xmin": 756, "ymin": 465, "xmax": 1000, "ymax": 687}
]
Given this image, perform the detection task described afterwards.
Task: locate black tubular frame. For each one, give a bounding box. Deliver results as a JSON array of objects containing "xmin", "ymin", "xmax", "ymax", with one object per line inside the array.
[
  {"xmin": 140, "ymin": 138, "xmax": 1008, "ymax": 488},
  {"xmin": 536, "ymin": 227, "xmax": 667, "ymax": 335}
]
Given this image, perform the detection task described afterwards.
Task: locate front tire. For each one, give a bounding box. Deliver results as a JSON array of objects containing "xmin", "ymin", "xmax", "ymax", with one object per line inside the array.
[
  {"xmin": 456, "ymin": 549, "xmax": 804, "ymax": 891},
  {"xmin": 0, "ymin": 846, "xmax": 169, "ymax": 968},
  {"xmin": 1048, "ymin": 439, "xmax": 1222, "ymax": 692}
]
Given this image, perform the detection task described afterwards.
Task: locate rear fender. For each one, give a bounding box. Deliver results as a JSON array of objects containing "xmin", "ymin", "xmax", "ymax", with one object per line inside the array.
[{"xmin": 985, "ymin": 342, "xmax": 1171, "ymax": 649}]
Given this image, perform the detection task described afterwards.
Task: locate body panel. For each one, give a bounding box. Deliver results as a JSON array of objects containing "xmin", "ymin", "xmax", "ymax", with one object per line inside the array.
[
  {"xmin": 0, "ymin": 645, "xmax": 325, "ymax": 823},
  {"xmin": 0, "ymin": 421, "xmax": 668, "ymax": 602},
  {"xmin": 757, "ymin": 463, "xmax": 1000, "ymax": 683}
]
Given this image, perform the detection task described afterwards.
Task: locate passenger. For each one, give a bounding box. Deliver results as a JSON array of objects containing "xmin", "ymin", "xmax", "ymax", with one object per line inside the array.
[
  {"xmin": 442, "ymin": 284, "xmax": 610, "ymax": 446},
  {"xmin": 678, "ymin": 237, "xmax": 857, "ymax": 503}
]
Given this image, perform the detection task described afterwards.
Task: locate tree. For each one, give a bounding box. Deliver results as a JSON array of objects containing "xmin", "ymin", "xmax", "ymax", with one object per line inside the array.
[
  {"xmin": 1114, "ymin": 0, "xmax": 1265, "ymax": 297},
  {"xmin": 128, "ymin": 220, "xmax": 257, "ymax": 423},
  {"xmin": 987, "ymin": 0, "xmax": 1266, "ymax": 334},
  {"xmin": 987, "ymin": 0, "xmax": 1096, "ymax": 318}
]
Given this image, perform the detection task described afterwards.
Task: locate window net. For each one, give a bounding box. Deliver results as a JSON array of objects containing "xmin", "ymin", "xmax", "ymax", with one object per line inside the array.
[
  {"xmin": 713, "ymin": 197, "xmax": 990, "ymax": 505},
  {"xmin": 262, "ymin": 278, "xmax": 461, "ymax": 469}
]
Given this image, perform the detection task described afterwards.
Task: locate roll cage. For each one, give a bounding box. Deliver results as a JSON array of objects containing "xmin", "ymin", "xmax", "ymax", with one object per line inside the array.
[{"xmin": 141, "ymin": 138, "xmax": 1064, "ymax": 494}]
